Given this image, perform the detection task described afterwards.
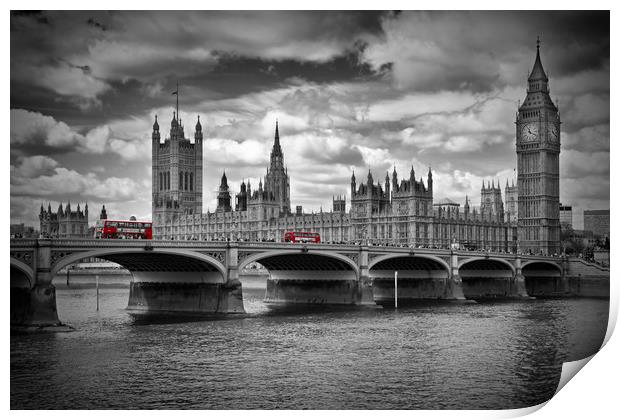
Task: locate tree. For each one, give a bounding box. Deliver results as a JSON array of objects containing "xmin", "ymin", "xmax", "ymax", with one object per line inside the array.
[{"xmin": 560, "ymin": 226, "xmax": 585, "ymax": 256}]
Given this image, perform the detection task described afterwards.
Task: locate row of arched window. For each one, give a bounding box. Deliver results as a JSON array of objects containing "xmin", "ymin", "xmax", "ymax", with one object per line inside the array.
[
  {"xmin": 179, "ymin": 171, "xmax": 194, "ymax": 191},
  {"xmin": 159, "ymin": 171, "xmax": 170, "ymax": 191},
  {"xmin": 159, "ymin": 171, "xmax": 194, "ymax": 191},
  {"xmin": 522, "ymin": 110, "xmax": 540, "ymax": 119}
]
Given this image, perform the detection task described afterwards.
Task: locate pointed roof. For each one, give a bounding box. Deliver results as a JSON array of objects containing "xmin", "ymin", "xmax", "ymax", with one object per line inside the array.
[
  {"xmin": 220, "ymin": 171, "xmax": 228, "ymax": 188},
  {"xmin": 195, "ymin": 115, "xmax": 202, "ymax": 131},
  {"xmin": 528, "ymin": 37, "xmax": 548, "ymax": 82}
]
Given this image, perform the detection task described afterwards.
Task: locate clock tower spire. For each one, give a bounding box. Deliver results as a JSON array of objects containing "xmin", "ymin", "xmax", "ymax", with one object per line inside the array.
[{"xmin": 516, "ymin": 38, "xmax": 561, "ymax": 255}]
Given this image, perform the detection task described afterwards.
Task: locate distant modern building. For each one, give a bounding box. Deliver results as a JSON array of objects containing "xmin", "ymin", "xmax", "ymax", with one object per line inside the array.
[
  {"xmin": 559, "ymin": 204, "xmax": 573, "ymax": 230},
  {"xmin": 39, "ymin": 202, "xmax": 89, "ymax": 238},
  {"xmin": 584, "ymin": 209, "xmax": 610, "ymax": 238}
]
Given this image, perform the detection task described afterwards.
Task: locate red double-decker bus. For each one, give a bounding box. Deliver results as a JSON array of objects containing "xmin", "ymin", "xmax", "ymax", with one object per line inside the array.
[
  {"xmin": 283, "ymin": 231, "xmax": 320, "ymax": 243},
  {"xmin": 94, "ymin": 220, "xmax": 153, "ymax": 239}
]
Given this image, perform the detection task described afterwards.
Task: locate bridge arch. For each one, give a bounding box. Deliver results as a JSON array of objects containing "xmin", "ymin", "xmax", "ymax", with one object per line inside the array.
[
  {"xmin": 238, "ymin": 249, "xmax": 360, "ymax": 306},
  {"xmin": 50, "ymin": 248, "xmax": 227, "ymax": 280},
  {"xmin": 10, "ymin": 258, "xmax": 34, "ymax": 288},
  {"xmin": 458, "ymin": 257, "xmax": 515, "ymax": 274},
  {"xmin": 521, "ymin": 260, "xmax": 563, "ymax": 274},
  {"xmin": 238, "ymin": 250, "xmax": 359, "ymax": 278},
  {"xmin": 368, "ymin": 254, "xmax": 451, "ymax": 306},
  {"xmin": 369, "ymin": 254, "xmax": 451, "ymax": 273},
  {"xmin": 458, "ymin": 257, "xmax": 516, "ymax": 299},
  {"xmin": 521, "ymin": 261, "xmax": 563, "ymax": 297}
]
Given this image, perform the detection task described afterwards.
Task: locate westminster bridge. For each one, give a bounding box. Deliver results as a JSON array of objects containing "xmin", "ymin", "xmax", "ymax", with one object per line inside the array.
[{"xmin": 10, "ymin": 238, "xmax": 609, "ymax": 327}]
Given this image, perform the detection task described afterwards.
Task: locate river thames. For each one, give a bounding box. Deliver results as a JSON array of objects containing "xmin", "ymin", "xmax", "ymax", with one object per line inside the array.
[{"xmin": 10, "ymin": 280, "xmax": 608, "ymax": 410}]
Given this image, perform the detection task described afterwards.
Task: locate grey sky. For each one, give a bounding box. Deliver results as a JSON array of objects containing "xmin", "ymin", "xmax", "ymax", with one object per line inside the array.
[{"xmin": 10, "ymin": 11, "xmax": 609, "ymax": 229}]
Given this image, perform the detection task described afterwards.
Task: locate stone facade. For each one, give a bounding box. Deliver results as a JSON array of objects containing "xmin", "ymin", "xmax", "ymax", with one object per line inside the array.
[
  {"xmin": 516, "ymin": 39, "xmax": 561, "ymax": 254},
  {"xmin": 153, "ymin": 41, "xmax": 568, "ymax": 254},
  {"xmin": 152, "ymin": 112, "xmax": 203, "ymax": 238},
  {"xmin": 504, "ymin": 180, "xmax": 518, "ymax": 224},
  {"xmin": 154, "ymin": 119, "xmax": 516, "ymax": 251},
  {"xmin": 39, "ymin": 202, "xmax": 89, "ymax": 238}
]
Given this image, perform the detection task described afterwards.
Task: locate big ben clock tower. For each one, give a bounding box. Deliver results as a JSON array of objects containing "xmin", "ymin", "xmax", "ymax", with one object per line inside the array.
[{"xmin": 516, "ymin": 38, "xmax": 561, "ymax": 255}]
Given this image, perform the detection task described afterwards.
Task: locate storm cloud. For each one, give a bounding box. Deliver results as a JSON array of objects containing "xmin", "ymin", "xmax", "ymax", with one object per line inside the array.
[{"xmin": 10, "ymin": 11, "xmax": 609, "ymax": 229}]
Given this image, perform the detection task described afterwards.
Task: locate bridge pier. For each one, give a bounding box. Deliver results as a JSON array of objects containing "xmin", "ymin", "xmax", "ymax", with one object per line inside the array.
[
  {"xmin": 126, "ymin": 244, "xmax": 245, "ymax": 315},
  {"xmin": 11, "ymin": 283, "xmax": 61, "ymax": 327},
  {"xmin": 445, "ymin": 253, "xmax": 466, "ymax": 300},
  {"xmin": 11, "ymin": 241, "xmax": 62, "ymax": 327},
  {"xmin": 359, "ymin": 247, "xmax": 374, "ymax": 304},
  {"xmin": 264, "ymin": 272, "xmax": 360, "ymax": 306}
]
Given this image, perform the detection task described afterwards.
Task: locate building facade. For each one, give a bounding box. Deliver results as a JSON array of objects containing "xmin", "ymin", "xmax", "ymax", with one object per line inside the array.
[
  {"xmin": 39, "ymin": 202, "xmax": 89, "ymax": 238},
  {"xmin": 516, "ymin": 39, "xmax": 561, "ymax": 254},
  {"xmin": 559, "ymin": 204, "xmax": 573, "ymax": 230},
  {"xmin": 504, "ymin": 179, "xmax": 518, "ymax": 224},
  {"xmin": 583, "ymin": 209, "xmax": 610, "ymax": 238},
  {"xmin": 152, "ymin": 112, "xmax": 203, "ymax": 238},
  {"xmin": 153, "ymin": 40, "xmax": 566, "ymax": 254},
  {"xmin": 154, "ymin": 118, "xmax": 516, "ymax": 251}
]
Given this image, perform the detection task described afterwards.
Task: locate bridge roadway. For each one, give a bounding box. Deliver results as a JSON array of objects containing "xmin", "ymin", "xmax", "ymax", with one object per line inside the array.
[{"xmin": 10, "ymin": 238, "xmax": 575, "ymax": 326}]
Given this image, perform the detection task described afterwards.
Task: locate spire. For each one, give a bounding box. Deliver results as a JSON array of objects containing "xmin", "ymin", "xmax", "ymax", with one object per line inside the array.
[
  {"xmin": 153, "ymin": 115, "xmax": 159, "ymax": 131},
  {"xmin": 351, "ymin": 170, "xmax": 356, "ymax": 183},
  {"xmin": 367, "ymin": 169, "xmax": 373, "ymax": 185},
  {"xmin": 270, "ymin": 119, "xmax": 283, "ymax": 162},
  {"xmin": 528, "ymin": 36, "xmax": 548, "ymax": 84},
  {"xmin": 482, "ymin": 179, "xmax": 486, "ymax": 190},
  {"xmin": 428, "ymin": 165, "xmax": 432, "ymax": 179},
  {"xmin": 195, "ymin": 115, "xmax": 202, "ymax": 131},
  {"xmin": 220, "ymin": 170, "xmax": 228, "ymax": 188}
]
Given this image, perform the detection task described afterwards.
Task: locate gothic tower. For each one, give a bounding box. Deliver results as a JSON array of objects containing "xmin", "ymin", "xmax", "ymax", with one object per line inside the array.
[
  {"xmin": 264, "ymin": 120, "xmax": 291, "ymax": 215},
  {"xmin": 516, "ymin": 38, "xmax": 561, "ymax": 254},
  {"xmin": 151, "ymin": 95, "xmax": 203, "ymax": 238},
  {"xmin": 216, "ymin": 171, "xmax": 232, "ymax": 212},
  {"xmin": 480, "ymin": 179, "xmax": 504, "ymax": 221}
]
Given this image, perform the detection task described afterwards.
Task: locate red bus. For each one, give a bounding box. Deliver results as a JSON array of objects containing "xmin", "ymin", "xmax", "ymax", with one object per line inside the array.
[
  {"xmin": 94, "ymin": 220, "xmax": 153, "ymax": 239},
  {"xmin": 283, "ymin": 231, "xmax": 320, "ymax": 243}
]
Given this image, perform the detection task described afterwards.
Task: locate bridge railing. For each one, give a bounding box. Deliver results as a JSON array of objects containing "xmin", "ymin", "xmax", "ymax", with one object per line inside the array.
[{"xmin": 8, "ymin": 238, "xmax": 563, "ymax": 262}]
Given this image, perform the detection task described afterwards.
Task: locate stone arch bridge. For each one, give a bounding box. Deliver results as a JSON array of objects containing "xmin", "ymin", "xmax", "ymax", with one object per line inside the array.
[{"xmin": 10, "ymin": 238, "xmax": 585, "ymax": 326}]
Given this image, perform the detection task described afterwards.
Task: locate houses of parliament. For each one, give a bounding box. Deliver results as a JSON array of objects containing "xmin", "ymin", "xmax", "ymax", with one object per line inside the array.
[{"xmin": 152, "ymin": 41, "xmax": 561, "ymax": 254}]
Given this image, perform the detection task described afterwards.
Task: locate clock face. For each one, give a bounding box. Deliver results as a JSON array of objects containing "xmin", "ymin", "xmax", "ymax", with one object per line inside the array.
[
  {"xmin": 521, "ymin": 123, "xmax": 539, "ymax": 141},
  {"xmin": 547, "ymin": 125, "xmax": 558, "ymax": 141}
]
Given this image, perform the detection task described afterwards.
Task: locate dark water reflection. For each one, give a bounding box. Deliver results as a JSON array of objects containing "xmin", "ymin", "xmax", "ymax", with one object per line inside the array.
[{"xmin": 10, "ymin": 285, "xmax": 608, "ymax": 409}]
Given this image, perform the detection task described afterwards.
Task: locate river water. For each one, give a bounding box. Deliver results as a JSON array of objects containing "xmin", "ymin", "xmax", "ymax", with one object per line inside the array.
[{"xmin": 11, "ymin": 280, "xmax": 609, "ymax": 410}]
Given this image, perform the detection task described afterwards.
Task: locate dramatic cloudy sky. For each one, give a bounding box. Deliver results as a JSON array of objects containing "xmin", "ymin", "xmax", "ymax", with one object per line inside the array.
[{"xmin": 10, "ymin": 11, "xmax": 609, "ymax": 229}]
